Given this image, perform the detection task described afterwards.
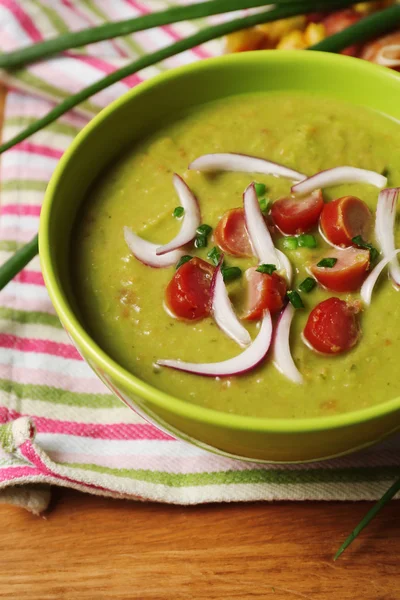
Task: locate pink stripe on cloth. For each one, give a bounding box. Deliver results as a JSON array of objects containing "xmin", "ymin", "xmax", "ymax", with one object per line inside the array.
[
  {"xmin": 0, "ymin": 363, "xmax": 108, "ymax": 395},
  {"xmin": 66, "ymin": 52, "xmax": 143, "ymax": 89},
  {"xmin": 1, "ymin": 165, "xmax": 57, "ymax": 181},
  {"xmin": 5, "ymin": 90, "xmax": 88, "ymax": 128},
  {"xmin": 34, "ymin": 418, "xmax": 174, "ymax": 440},
  {"xmin": 1, "ymin": 204, "xmax": 41, "ymax": 216},
  {"xmin": 0, "ymin": 465, "xmax": 39, "ymax": 481},
  {"xmin": 0, "ymin": 334, "xmax": 83, "ymax": 360},
  {"xmin": 1, "ymin": 228, "xmax": 40, "ymax": 243},
  {"xmin": 1, "ymin": 0, "xmax": 43, "ymax": 42},
  {"xmin": 15, "ymin": 270, "xmax": 45, "ymax": 286},
  {"xmin": 12, "ymin": 141, "xmax": 64, "ymax": 160}
]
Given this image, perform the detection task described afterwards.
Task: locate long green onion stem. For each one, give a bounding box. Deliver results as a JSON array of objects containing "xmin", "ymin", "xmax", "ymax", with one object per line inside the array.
[
  {"xmin": 334, "ymin": 475, "xmax": 400, "ymax": 560},
  {"xmin": 311, "ymin": 3, "xmax": 400, "ymax": 52},
  {"xmin": 0, "ymin": 235, "xmax": 38, "ymax": 290},
  {"xmin": 0, "ymin": 0, "xmax": 376, "ymax": 70}
]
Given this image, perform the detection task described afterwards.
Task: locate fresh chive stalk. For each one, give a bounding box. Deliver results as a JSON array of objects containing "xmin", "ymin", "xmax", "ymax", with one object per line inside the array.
[
  {"xmin": 0, "ymin": 235, "xmax": 38, "ymax": 290},
  {"xmin": 317, "ymin": 257, "xmax": 337, "ymax": 268},
  {"xmin": 334, "ymin": 475, "xmax": 400, "ymax": 560},
  {"xmin": 256, "ymin": 264, "xmax": 277, "ymax": 275}
]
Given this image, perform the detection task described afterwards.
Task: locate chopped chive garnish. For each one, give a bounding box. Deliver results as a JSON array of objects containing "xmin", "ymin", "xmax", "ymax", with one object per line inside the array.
[
  {"xmin": 283, "ymin": 237, "xmax": 298, "ymax": 250},
  {"xmin": 316, "ymin": 257, "xmax": 337, "ymax": 268},
  {"xmin": 176, "ymin": 255, "xmax": 193, "ymax": 270},
  {"xmin": 222, "ymin": 266, "xmax": 242, "ymax": 282},
  {"xmin": 287, "ymin": 290, "xmax": 304, "ymax": 309},
  {"xmin": 352, "ymin": 235, "xmax": 379, "ymax": 263},
  {"xmin": 298, "ymin": 277, "xmax": 317, "ymax": 293},
  {"xmin": 207, "ymin": 246, "xmax": 221, "ymax": 266},
  {"xmin": 256, "ymin": 264, "xmax": 277, "ymax": 275},
  {"xmin": 195, "ymin": 223, "xmax": 212, "ymax": 248},
  {"xmin": 298, "ymin": 234, "xmax": 317, "ymax": 249},
  {"xmin": 259, "ymin": 197, "xmax": 271, "ymax": 214},
  {"xmin": 254, "ymin": 182, "xmax": 267, "ymax": 197},
  {"xmin": 173, "ymin": 206, "xmax": 184, "ymax": 218}
]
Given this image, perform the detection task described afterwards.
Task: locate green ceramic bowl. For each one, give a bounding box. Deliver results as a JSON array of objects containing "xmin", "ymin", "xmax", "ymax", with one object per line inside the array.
[{"xmin": 40, "ymin": 50, "xmax": 400, "ymax": 463}]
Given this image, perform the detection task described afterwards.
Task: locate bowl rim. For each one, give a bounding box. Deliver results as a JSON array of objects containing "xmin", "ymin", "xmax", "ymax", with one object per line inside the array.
[{"xmin": 40, "ymin": 49, "xmax": 400, "ymax": 434}]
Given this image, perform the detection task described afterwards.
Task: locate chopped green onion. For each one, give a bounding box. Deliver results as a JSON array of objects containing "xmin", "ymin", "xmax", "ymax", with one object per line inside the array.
[
  {"xmin": 207, "ymin": 246, "xmax": 221, "ymax": 266},
  {"xmin": 173, "ymin": 206, "xmax": 184, "ymax": 218},
  {"xmin": 254, "ymin": 182, "xmax": 267, "ymax": 197},
  {"xmin": 196, "ymin": 224, "xmax": 212, "ymax": 236},
  {"xmin": 283, "ymin": 237, "xmax": 298, "ymax": 250},
  {"xmin": 298, "ymin": 277, "xmax": 317, "ymax": 293},
  {"xmin": 256, "ymin": 264, "xmax": 277, "ymax": 275},
  {"xmin": 176, "ymin": 255, "xmax": 193, "ymax": 270},
  {"xmin": 195, "ymin": 223, "xmax": 212, "ymax": 248},
  {"xmin": 352, "ymin": 235, "xmax": 379, "ymax": 263},
  {"xmin": 287, "ymin": 290, "xmax": 304, "ymax": 309},
  {"xmin": 222, "ymin": 266, "xmax": 242, "ymax": 282},
  {"xmin": 298, "ymin": 234, "xmax": 317, "ymax": 249},
  {"xmin": 259, "ymin": 197, "xmax": 271, "ymax": 214},
  {"xmin": 316, "ymin": 257, "xmax": 337, "ymax": 268}
]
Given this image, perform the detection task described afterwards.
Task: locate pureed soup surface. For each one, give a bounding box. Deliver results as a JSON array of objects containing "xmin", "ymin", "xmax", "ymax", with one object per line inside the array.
[{"xmin": 72, "ymin": 92, "xmax": 400, "ymax": 419}]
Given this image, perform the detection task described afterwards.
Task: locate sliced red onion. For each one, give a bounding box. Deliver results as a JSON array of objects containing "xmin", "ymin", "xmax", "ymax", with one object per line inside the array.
[
  {"xmin": 361, "ymin": 249, "xmax": 400, "ymax": 305},
  {"xmin": 243, "ymin": 183, "xmax": 292, "ymax": 282},
  {"xmin": 211, "ymin": 260, "xmax": 251, "ymax": 348},
  {"xmin": 189, "ymin": 153, "xmax": 306, "ymax": 182},
  {"xmin": 272, "ymin": 303, "xmax": 303, "ymax": 385},
  {"xmin": 124, "ymin": 226, "xmax": 184, "ymax": 268},
  {"xmin": 376, "ymin": 44, "xmax": 400, "ymax": 68},
  {"xmin": 157, "ymin": 310, "xmax": 272, "ymax": 377},
  {"xmin": 156, "ymin": 174, "xmax": 201, "ymax": 255},
  {"xmin": 291, "ymin": 166, "xmax": 387, "ymax": 196},
  {"xmin": 375, "ymin": 187, "xmax": 400, "ymax": 285}
]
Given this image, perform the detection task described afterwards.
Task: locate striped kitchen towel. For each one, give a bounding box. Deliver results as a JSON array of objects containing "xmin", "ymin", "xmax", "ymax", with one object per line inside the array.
[{"xmin": 0, "ymin": 0, "xmax": 399, "ymax": 513}]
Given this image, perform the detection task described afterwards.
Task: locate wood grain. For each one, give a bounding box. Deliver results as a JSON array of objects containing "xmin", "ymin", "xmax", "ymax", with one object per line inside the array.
[{"xmin": 0, "ymin": 490, "xmax": 399, "ymax": 600}]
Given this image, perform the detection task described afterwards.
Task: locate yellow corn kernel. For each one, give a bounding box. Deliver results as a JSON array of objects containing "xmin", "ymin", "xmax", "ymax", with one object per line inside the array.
[
  {"xmin": 225, "ymin": 28, "xmax": 266, "ymax": 53},
  {"xmin": 276, "ymin": 30, "xmax": 306, "ymax": 50},
  {"xmin": 304, "ymin": 23, "xmax": 326, "ymax": 47},
  {"xmin": 256, "ymin": 16, "xmax": 306, "ymax": 46},
  {"xmin": 355, "ymin": 0, "xmax": 395, "ymax": 13}
]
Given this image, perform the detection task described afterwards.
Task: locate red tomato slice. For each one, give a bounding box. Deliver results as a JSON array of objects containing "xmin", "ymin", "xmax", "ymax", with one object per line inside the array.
[
  {"xmin": 322, "ymin": 9, "xmax": 362, "ymax": 56},
  {"xmin": 320, "ymin": 196, "xmax": 372, "ymax": 247},
  {"xmin": 165, "ymin": 257, "xmax": 214, "ymax": 321},
  {"xmin": 310, "ymin": 247, "xmax": 370, "ymax": 292},
  {"xmin": 270, "ymin": 190, "xmax": 324, "ymax": 235},
  {"xmin": 242, "ymin": 267, "xmax": 287, "ymax": 321},
  {"xmin": 303, "ymin": 297, "xmax": 361, "ymax": 354},
  {"xmin": 214, "ymin": 208, "xmax": 253, "ymax": 257}
]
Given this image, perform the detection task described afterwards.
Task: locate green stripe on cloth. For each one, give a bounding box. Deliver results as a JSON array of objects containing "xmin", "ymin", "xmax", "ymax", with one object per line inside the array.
[
  {"xmin": 62, "ymin": 464, "xmax": 400, "ymax": 486},
  {"xmin": 0, "ymin": 422, "xmax": 14, "ymax": 453},
  {"xmin": 30, "ymin": 0, "xmax": 75, "ymax": 36},
  {"xmin": 1, "ymin": 180, "xmax": 48, "ymax": 192},
  {"xmin": 0, "ymin": 307, "xmax": 62, "ymax": 329},
  {"xmin": 0, "ymin": 379, "xmax": 117, "ymax": 408},
  {"xmin": 5, "ymin": 116, "xmax": 81, "ymax": 138},
  {"xmin": 0, "ymin": 241, "xmax": 25, "ymax": 252}
]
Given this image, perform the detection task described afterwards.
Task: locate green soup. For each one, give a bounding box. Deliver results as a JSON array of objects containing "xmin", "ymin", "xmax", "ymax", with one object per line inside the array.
[{"xmin": 72, "ymin": 92, "xmax": 400, "ymax": 420}]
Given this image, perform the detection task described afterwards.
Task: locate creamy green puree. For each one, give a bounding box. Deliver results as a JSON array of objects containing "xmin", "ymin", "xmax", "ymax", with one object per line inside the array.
[{"xmin": 72, "ymin": 92, "xmax": 400, "ymax": 419}]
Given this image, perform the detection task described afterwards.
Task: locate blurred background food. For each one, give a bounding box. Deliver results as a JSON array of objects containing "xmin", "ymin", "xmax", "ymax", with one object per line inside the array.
[{"xmin": 225, "ymin": 0, "xmax": 400, "ymax": 69}]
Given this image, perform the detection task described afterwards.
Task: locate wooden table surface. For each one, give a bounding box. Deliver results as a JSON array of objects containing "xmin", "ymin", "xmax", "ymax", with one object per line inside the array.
[{"xmin": 0, "ymin": 86, "xmax": 399, "ymax": 600}]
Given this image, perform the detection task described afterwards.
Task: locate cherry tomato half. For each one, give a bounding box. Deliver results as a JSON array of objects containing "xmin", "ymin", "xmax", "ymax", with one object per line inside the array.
[
  {"xmin": 214, "ymin": 208, "xmax": 253, "ymax": 257},
  {"xmin": 303, "ymin": 297, "xmax": 361, "ymax": 355},
  {"xmin": 310, "ymin": 247, "xmax": 370, "ymax": 292},
  {"xmin": 361, "ymin": 31, "xmax": 400, "ymax": 71},
  {"xmin": 270, "ymin": 190, "xmax": 324, "ymax": 235},
  {"xmin": 320, "ymin": 196, "xmax": 372, "ymax": 247},
  {"xmin": 165, "ymin": 257, "xmax": 214, "ymax": 321},
  {"xmin": 241, "ymin": 267, "xmax": 287, "ymax": 321}
]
